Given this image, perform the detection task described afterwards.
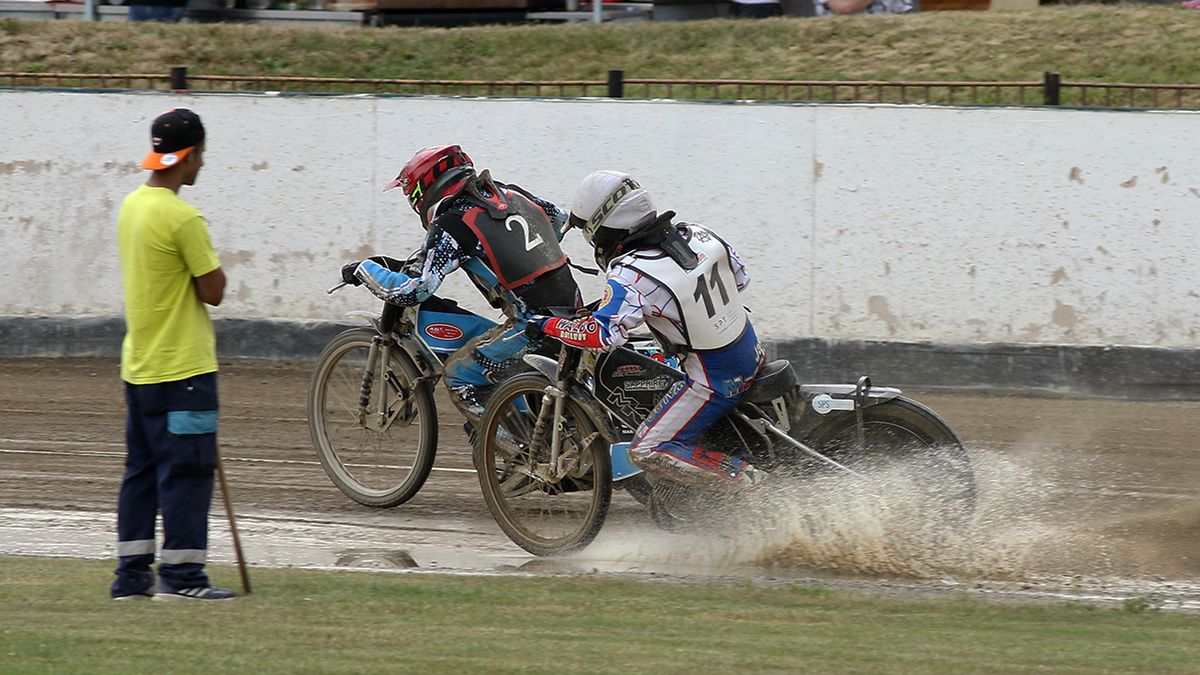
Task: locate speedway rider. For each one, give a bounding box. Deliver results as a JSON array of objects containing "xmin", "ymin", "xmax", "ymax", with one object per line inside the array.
[
  {"xmin": 341, "ymin": 145, "xmax": 581, "ymax": 425},
  {"xmin": 530, "ymin": 170, "xmax": 768, "ymax": 488}
]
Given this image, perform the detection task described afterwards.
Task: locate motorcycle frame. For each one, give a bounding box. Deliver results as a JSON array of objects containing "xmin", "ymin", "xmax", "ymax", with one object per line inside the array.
[
  {"xmin": 343, "ymin": 298, "xmax": 661, "ymax": 476},
  {"xmin": 521, "ymin": 349, "xmax": 907, "ymax": 481}
]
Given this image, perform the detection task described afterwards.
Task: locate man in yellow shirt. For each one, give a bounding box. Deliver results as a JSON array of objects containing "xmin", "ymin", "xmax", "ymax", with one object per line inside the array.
[{"xmin": 112, "ymin": 108, "xmax": 234, "ymax": 601}]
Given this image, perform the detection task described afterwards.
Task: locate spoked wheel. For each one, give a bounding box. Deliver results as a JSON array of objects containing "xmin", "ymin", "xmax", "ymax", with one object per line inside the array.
[
  {"xmin": 798, "ymin": 397, "xmax": 976, "ymax": 522},
  {"xmin": 647, "ymin": 479, "xmax": 705, "ymax": 533},
  {"xmin": 642, "ymin": 419, "xmax": 756, "ymax": 534},
  {"xmin": 474, "ymin": 372, "xmax": 612, "ymax": 556},
  {"xmin": 620, "ymin": 474, "xmax": 653, "ymax": 506},
  {"xmin": 308, "ymin": 327, "xmax": 438, "ymax": 507}
]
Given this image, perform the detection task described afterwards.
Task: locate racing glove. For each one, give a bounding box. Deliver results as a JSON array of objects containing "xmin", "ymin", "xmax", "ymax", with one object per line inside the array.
[
  {"xmin": 341, "ymin": 261, "xmax": 364, "ymax": 286},
  {"xmin": 524, "ymin": 316, "xmax": 550, "ymax": 340}
]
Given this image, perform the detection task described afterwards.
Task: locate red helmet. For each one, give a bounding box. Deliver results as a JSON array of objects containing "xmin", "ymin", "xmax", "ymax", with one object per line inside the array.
[{"xmin": 385, "ymin": 145, "xmax": 475, "ymax": 226}]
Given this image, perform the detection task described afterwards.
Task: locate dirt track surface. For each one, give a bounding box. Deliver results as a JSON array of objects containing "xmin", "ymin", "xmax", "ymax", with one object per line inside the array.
[{"xmin": 2, "ymin": 357, "xmax": 1198, "ymax": 610}]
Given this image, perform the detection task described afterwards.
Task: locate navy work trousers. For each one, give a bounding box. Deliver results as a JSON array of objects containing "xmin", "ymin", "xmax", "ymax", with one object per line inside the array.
[{"xmin": 112, "ymin": 372, "xmax": 219, "ymax": 595}]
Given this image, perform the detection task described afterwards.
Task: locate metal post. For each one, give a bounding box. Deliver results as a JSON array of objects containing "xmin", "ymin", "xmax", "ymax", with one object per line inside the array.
[
  {"xmin": 170, "ymin": 66, "xmax": 189, "ymax": 92},
  {"xmin": 592, "ymin": 0, "xmax": 602, "ymax": 23},
  {"xmin": 607, "ymin": 69, "xmax": 624, "ymax": 99},
  {"xmin": 84, "ymin": 0, "xmax": 98, "ymax": 21},
  {"xmin": 1043, "ymin": 71, "xmax": 1061, "ymax": 106}
]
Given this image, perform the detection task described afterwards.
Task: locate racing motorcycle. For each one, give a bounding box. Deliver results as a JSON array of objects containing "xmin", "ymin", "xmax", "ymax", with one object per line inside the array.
[
  {"xmin": 307, "ymin": 256, "xmax": 678, "ymax": 508},
  {"xmin": 471, "ymin": 309, "xmax": 977, "ymax": 556}
]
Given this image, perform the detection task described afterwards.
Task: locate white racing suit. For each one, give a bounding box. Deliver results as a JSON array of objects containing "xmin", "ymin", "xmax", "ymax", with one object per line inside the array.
[{"xmin": 540, "ymin": 223, "xmax": 766, "ymax": 487}]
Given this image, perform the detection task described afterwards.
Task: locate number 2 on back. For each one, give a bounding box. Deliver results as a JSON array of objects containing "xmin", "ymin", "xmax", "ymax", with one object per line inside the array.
[
  {"xmin": 693, "ymin": 267, "xmax": 730, "ymax": 318},
  {"xmin": 504, "ymin": 215, "xmax": 544, "ymax": 251}
]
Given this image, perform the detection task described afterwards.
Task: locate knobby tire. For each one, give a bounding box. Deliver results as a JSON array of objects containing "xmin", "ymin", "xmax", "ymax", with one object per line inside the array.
[
  {"xmin": 473, "ymin": 372, "xmax": 612, "ymax": 556},
  {"xmin": 308, "ymin": 327, "xmax": 438, "ymax": 508}
]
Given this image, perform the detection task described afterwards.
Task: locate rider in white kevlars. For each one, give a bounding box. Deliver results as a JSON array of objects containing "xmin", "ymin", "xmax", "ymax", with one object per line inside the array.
[{"xmin": 529, "ymin": 170, "xmax": 769, "ymax": 489}]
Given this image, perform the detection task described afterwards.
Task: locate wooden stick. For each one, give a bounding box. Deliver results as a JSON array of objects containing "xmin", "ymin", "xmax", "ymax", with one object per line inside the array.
[{"xmin": 215, "ymin": 445, "xmax": 252, "ymax": 595}]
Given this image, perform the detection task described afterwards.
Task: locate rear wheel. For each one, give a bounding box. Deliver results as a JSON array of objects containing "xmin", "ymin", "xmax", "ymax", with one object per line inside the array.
[
  {"xmin": 620, "ymin": 474, "xmax": 653, "ymax": 506},
  {"xmin": 474, "ymin": 372, "xmax": 612, "ymax": 556},
  {"xmin": 797, "ymin": 397, "xmax": 976, "ymax": 521},
  {"xmin": 646, "ymin": 480, "xmax": 711, "ymax": 533},
  {"xmin": 308, "ymin": 328, "xmax": 438, "ymax": 508}
]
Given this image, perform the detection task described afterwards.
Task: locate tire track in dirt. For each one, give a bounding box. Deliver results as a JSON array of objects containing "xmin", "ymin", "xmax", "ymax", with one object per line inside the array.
[{"xmin": 2, "ymin": 357, "xmax": 1197, "ymax": 610}]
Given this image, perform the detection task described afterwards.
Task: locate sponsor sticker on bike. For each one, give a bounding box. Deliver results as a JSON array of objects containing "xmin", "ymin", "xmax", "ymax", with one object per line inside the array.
[
  {"xmin": 624, "ymin": 376, "xmax": 674, "ymax": 392},
  {"xmin": 812, "ymin": 394, "xmax": 855, "ymax": 415},
  {"xmin": 424, "ymin": 323, "xmax": 465, "ymax": 341}
]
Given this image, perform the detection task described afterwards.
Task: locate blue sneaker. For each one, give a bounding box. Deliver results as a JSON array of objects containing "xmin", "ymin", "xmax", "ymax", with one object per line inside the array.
[
  {"xmin": 111, "ymin": 588, "xmax": 155, "ymax": 601},
  {"xmin": 153, "ymin": 585, "xmax": 236, "ymax": 601},
  {"xmin": 111, "ymin": 571, "xmax": 155, "ymax": 600}
]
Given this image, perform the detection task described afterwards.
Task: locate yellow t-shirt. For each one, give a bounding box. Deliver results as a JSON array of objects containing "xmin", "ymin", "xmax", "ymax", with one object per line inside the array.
[{"xmin": 117, "ymin": 184, "xmax": 222, "ymax": 384}]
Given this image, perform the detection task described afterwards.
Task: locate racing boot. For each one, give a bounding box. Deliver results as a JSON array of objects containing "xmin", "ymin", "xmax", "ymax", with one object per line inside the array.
[
  {"xmin": 631, "ymin": 444, "xmax": 767, "ymax": 491},
  {"xmin": 449, "ymin": 384, "xmax": 486, "ymax": 427}
]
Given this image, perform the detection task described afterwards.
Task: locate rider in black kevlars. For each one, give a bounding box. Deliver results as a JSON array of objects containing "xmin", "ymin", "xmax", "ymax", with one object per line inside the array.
[{"xmin": 340, "ymin": 145, "xmax": 582, "ymax": 427}]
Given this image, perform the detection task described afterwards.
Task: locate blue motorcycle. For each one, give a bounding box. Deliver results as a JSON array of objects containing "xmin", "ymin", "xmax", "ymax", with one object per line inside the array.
[{"xmin": 308, "ymin": 255, "xmax": 675, "ymax": 508}]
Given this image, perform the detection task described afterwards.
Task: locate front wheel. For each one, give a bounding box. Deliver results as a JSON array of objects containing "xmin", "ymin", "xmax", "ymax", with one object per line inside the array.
[
  {"xmin": 308, "ymin": 327, "xmax": 438, "ymax": 507},
  {"xmin": 796, "ymin": 397, "xmax": 976, "ymax": 522},
  {"xmin": 474, "ymin": 372, "xmax": 612, "ymax": 556}
]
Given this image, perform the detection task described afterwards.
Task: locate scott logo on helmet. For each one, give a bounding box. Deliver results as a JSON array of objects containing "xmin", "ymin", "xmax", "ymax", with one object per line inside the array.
[{"xmin": 587, "ymin": 178, "xmax": 641, "ymax": 230}]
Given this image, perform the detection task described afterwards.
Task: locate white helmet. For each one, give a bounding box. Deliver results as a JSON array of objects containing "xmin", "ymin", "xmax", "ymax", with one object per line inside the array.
[{"xmin": 569, "ymin": 170, "xmax": 658, "ymax": 267}]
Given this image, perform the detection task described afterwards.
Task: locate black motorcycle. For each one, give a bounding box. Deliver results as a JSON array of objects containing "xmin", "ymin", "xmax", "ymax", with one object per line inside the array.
[{"xmin": 472, "ymin": 313, "xmax": 976, "ymax": 556}]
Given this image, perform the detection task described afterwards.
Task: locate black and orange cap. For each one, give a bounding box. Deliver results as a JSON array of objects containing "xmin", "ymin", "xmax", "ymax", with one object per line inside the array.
[{"xmin": 140, "ymin": 108, "xmax": 205, "ymax": 171}]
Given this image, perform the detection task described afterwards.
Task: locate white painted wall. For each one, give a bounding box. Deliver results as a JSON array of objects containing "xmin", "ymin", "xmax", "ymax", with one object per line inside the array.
[{"xmin": 2, "ymin": 90, "xmax": 1197, "ymax": 348}]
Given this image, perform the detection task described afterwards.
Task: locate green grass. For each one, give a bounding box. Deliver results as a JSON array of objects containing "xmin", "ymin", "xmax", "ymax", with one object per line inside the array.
[
  {"xmin": 1, "ymin": 5, "xmax": 1200, "ymax": 85},
  {"xmin": 6, "ymin": 6, "xmax": 1200, "ymax": 105},
  {"xmin": 3, "ymin": 556, "xmax": 1200, "ymax": 673}
]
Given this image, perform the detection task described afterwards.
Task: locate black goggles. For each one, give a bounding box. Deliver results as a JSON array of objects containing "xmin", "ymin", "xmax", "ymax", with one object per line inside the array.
[{"xmin": 567, "ymin": 212, "xmax": 587, "ymax": 233}]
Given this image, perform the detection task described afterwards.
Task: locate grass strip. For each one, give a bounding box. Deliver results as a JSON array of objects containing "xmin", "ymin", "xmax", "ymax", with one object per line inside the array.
[
  {"xmin": 2, "ymin": 556, "xmax": 1199, "ymax": 673},
  {"xmin": 2, "ymin": 6, "xmax": 1200, "ymax": 86}
]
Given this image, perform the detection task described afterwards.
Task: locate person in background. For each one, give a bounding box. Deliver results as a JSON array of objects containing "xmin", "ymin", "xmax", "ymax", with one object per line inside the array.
[
  {"xmin": 127, "ymin": 0, "xmax": 188, "ymax": 23},
  {"xmin": 814, "ymin": 0, "xmax": 913, "ymax": 15},
  {"xmin": 112, "ymin": 108, "xmax": 234, "ymax": 601},
  {"xmin": 729, "ymin": 0, "xmax": 783, "ymax": 18}
]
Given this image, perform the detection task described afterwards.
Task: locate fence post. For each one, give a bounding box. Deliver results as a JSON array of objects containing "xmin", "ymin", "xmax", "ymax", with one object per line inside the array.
[
  {"xmin": 607, "ymin": 69, "xmax": 624, "ymax": 99},
  {"xmin": 170, "ymin": 66, "xmax": 189, "ymax": 92},
  {"xmin": 1043, "ymin": 71, "xmax": 1061, "ymax": 106}
]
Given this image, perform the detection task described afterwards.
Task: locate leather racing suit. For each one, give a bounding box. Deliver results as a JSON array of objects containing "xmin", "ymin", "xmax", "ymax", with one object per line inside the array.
[
  {"xmin": 538, "ymin": 222, "xmax": 766, "ymax": 486},
  {"xmin": 355, "ymin": 177, "xmax": 582, "ymax": 423}
]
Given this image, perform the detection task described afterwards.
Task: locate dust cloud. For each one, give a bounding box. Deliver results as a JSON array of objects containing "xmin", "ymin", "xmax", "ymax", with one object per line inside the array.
[
  {"xmin": 745, "ymin": 448, "xmax": 1070, "ymax": 580},
  {"xmin": 590, "ymin": 441, "xmax": 1191, "ymax": 584}
]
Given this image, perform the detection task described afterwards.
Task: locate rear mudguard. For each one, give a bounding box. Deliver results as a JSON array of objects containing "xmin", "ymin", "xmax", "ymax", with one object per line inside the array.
[
  {"xmin": 785, "ymin": 377, "xmax": 902, "ymax": 440},
  {"xmin": 799, "ymin": 383, "xmax": 901, "ymax": 411}
]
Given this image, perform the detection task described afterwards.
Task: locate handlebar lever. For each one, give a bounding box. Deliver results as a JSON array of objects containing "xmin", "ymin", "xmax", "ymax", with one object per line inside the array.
[{"xmin": 327, "ymin": 281, "xmax": 349, "ymax": 295}]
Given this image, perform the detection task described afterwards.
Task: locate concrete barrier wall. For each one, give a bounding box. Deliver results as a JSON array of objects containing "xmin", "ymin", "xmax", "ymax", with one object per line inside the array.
[{"xmin": 2, "ymin": 89, "xmax": 1198, "ymax": 394}]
